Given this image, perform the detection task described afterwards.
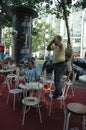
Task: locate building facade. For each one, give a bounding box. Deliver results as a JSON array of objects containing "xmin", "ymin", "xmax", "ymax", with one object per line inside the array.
[{"xmin": 51, "ymin": 7, "xmax": 86, "ymax": 58}]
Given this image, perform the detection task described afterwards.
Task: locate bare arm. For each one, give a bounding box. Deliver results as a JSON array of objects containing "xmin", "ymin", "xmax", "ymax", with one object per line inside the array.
[{"xmin": 47, "ymin": 39, "xmax": 54, "ymax": 51}]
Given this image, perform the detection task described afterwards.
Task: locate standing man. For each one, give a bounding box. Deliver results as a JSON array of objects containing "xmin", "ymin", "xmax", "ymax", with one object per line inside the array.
[{"xmin": 47, "ymin": 35, "xmax": 66, "ymax": 98}]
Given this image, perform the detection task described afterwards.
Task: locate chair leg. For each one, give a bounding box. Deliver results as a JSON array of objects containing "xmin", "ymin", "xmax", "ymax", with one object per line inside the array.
[
  {"xmin": 63, "ymin": 109, "xmax": 71, "ymax": 130},
  {"xmin": 60, "ymin": 99, "xmax": 65, "ymax": 109},
  {"xmin": 22, "ymin": 104, "xmax": 24, "ymax": 115},
  {"xmin": 6, "ymin": 93, "xmax": 10, "ymax": 104},
  {"xmin": 82, "ymin": 115, "xmax": 86, "ymax": 130},
  {"xmin": 71, "ymin": 85, "xmax": 74, "ymax": 96},
  {"xmin": 62, "ymin": 100, "xmax": 65, "ymax": 112},
  {"xmin": 63, "ymin": 108, "xmax": 67, "ymax": 130},
  {"xmin": 49, "ymin": 97, "xmax": 53, "ymax": 116},
  {"xmin": 38, "ymin": 104, "xmax": 42, "ymax": 123},
  {"xmin": 13, "ymin": 94, "xmax": 16, "ymax": 111},
  {"xmin": 65, "ymin": 111, "xmax": 71, "ymax": 130},
  {"xmin": 22, "ymin": 105, "xmax": 26, "ymax": 126}
]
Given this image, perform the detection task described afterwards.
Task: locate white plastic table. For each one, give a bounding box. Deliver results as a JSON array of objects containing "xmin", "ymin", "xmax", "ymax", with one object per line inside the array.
[
  {"xmin": 0, "ymin": 69, "xmax": 14, "ymax": 84},
  {"xmin": 19, "ymin": 82, "xmax": 43, "ymax": 90}
]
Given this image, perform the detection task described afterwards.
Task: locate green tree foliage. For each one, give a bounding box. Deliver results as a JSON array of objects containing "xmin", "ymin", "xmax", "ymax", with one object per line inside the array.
[
  {"xmin": 0, "ymin": 0, "xmax": 86, "ymax": 45},
  {"xmin": 0, "ymin": 0, "xmax": 86, "ymax": 28},
  {"xmin": 32, "ymin": 21, "xmax": 56, "ymax": 52},
  {"xmin": 2, "ymin": 27, "xmax": 12, "ymax": 49}
]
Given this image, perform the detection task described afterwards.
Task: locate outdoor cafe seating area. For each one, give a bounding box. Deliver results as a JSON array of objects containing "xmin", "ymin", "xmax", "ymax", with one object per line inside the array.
[{"xmin": 0, "ymin": 63, "xmax": 86, "ymax": 130}]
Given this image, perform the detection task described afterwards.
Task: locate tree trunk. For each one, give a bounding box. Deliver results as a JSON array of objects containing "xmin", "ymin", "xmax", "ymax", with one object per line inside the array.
[{"xmin": 61, "ymin": 0, "xmax": 71, "ymax": 44}]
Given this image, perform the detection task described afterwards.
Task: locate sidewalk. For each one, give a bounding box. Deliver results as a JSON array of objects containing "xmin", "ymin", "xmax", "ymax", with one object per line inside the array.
[
  {"xmin": 74, "ymin": 80, "xmax": 86, "ymax": 89},
  {"xmin": 77, "ymin": 69, "xmax": 86, "ymax": 87}
]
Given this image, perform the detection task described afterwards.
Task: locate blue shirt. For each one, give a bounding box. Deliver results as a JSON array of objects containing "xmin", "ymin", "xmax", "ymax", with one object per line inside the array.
[
  {"xmin": 34, "ymin": 62, "xmax": 41, "ymax": 76},
  {"xmin": 21, "ymin": 67, "xmax": 39, "ymax": 83}
]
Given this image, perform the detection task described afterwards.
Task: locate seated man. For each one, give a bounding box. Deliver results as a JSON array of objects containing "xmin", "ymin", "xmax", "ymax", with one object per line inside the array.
[
  {"xmin": 8, "ymin": 59, "xmax": 16, "ymax": 70},
  {"xmin": 20, "ymin": 60, "xmax": 40, "ymax": 97},
  {"xmin": 21, "ymin": 60, "xmax": 40, "ymax": 83}
]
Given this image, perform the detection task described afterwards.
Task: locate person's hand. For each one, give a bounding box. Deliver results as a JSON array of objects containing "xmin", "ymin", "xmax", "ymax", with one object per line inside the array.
[
  {"xmin": 55, "ymin": 37, "xmax": 60, "ymax": 43},
  {"xmin": 47, "ymin": 39, "xmax": 54, "ymax": 49}
]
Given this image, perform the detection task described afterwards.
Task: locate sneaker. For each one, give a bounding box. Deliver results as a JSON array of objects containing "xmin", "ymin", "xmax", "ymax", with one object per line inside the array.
[
  {"xmin": 52, "ymin": 94, "xmax": 59, "ymax": 99},
  {"xmin": 52, "ymin": 93, "xmax": 62, "ymax": 99}
]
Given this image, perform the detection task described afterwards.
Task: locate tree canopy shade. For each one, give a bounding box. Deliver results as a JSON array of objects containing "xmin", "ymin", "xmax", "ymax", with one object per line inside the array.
[
  {"xmin": 0, "ymin": 0, "xmax": 86, "ymax": 27},
  {"xmin": 0, "ymin": 0, "xmax": 86, "ymax": 44},
  {"xmin": 2, "ymin": 27, "xmax": 12, "ymax": 49}
]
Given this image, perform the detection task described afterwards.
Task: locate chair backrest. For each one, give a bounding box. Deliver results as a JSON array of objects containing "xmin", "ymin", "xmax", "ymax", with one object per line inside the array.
[
  {"xmin": 62, "ymin": 80, "xmax": 70, "ymax": 99},
  {"xmin": 71, "ymin": 71, "xmax": 77, "ymax": 85},
  {"xmin": 66, "ymin": 71, "xmax": 77, "ymax": 86},
  {"xmin": 16, "ymin": 67, "xmax": 20, "ymax": 76},
  {"xmin": 50, "ymin": 80, "xmax": 70, "ymax": 100},
  {"xmin": 41, "ymin": 72, "xmax": 54, "ymax": 91},
  {"xmin": 63, "ymin": 73, "xmax": 76, "ymax": 98},
  {"xmin": 42, "ymin": 72, "xmax": 53, "ymax": 83},
  {"xmin": 6, "ymin": 74, "xmax": 18, "ymax": 91}
]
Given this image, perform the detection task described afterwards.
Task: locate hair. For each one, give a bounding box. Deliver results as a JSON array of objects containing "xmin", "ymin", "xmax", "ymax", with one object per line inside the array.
[
  {"xmin": 31, "ymin": 57, "xmax": 35, "ymax": 60},
  {"xmin": 67, "ymin": 43, "xmax": 72, "ymax": 48},
  {"xmin": 28, "ymin": 60, "xmax": 34, "ymax": 65},
  {"xmin": 11, "ymin": 59, "xmax": 14, "ymax": 62},
  {"xmin": 57, "ymin": 35, "xmax": 62, "ymax": 41}
]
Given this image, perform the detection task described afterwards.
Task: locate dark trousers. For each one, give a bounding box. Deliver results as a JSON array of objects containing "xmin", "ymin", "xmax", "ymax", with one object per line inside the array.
[{"xmin": 54, "ymin": 62, "xmax": 66, "ymax": 95}]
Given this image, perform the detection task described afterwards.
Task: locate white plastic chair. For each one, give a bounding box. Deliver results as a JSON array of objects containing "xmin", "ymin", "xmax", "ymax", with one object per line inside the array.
[
  {"xmin": 40, "ymin": 73, "xmax": 54, "ymax": 106},
  {"xmin": 49, "ymin": 80, "xmax": 71, "ymax": 116},
  {"xmin": 21, "ymin": 84, "xmax": 42, "ymax": 125},
  {"xmin": 16, "ymin": 67, "xmax": 26, "ymax": 83},
  {"xmin": 6, "ymin": 73, "xmax": 23, "ymax": 110},
  {"xmin": 66, "ymin": 71, "xmax": 77, "ymax": 96},
  {"xmin": 40, "ymin": 71, "xmax": 54, "ymax": 91},
  {"xmin": 42, "ymin": 73, "xmax": 54, "ymax": 88}
]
